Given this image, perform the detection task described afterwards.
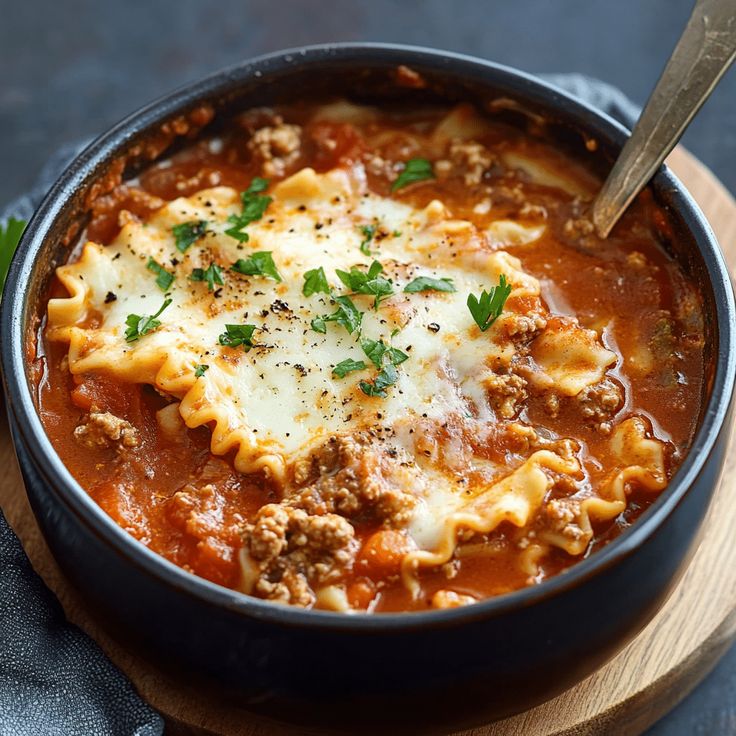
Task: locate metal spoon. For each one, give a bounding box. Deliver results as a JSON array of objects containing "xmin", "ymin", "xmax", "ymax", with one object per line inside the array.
[{"xmin": 591, "ymin": 0, "xmax": 736, "ymax": 238}]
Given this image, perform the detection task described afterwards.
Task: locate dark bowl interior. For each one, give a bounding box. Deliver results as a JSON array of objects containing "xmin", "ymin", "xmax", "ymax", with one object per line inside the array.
[{"xmin": 2, "ymin": 44, "xmax": 735, "ymax": 733}]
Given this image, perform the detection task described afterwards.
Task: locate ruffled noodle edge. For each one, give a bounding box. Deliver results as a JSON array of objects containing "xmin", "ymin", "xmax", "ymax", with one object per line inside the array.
[
  {"xmin": 402, "ymin": 417, "xmax": 667, "ymax": 597},
  {"xmin": 47, "ymin": 244, "xmax": 287, "ymax": 483}
]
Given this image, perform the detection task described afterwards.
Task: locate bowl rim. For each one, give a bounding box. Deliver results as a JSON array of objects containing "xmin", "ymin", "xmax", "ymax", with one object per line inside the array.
[{"xmin": 2, "ymin": 41, "xmax": 735, "ymax": 632}]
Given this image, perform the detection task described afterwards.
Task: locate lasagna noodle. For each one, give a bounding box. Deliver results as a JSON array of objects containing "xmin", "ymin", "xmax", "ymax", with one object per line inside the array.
[
  {"xmin": 403, "ymin": 417, "xmax": 667, "ymax": 594},
  {"xmin": 402, "ymin": 449, "xmax": 581, "ymax": 595},
  {"xmin": 539, "ymin": 417, "xmax": 667, "ymax": 555}
]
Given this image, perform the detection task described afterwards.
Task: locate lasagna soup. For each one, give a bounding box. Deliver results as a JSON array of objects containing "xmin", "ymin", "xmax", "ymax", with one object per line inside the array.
[{"xmin": 34, "ymin": 100, "xmax": 705, "ymax": 612}]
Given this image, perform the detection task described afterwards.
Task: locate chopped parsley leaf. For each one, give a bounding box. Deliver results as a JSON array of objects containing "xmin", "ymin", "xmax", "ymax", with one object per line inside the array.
[
  {"xmin": 190, "ymin": 263, "xmax": 224, "ymax": 291},
  {"xmin": 359, "ymin": 363, "xmax": 399, "ymax": 398},
  {"xmin": 124, "ymin": 298, "xmax": 172, "ymax": 342},
  {"xmin": 326, "ymin": 295, "xmax": 363, "ymax": 334},
  {"xmin": 311, "ymin": 316, "xmax": 327, "ymax": 334},
  {"xmin": 245, "ymin": 176, "xmax": 269, "ymax": 194},
  {"xmin": 336, "ymin": 259, "xmax": 383, "ymax": 288},
  {"xmin": 467, "ymin": 274, "xmax": 512, "ymax": 331},
  {"xmin": 0, "ymin": 217, "xmax": 26, "ymax": 295},
  {"xmin": 358, "ymin": 277, "xmax": 394, "ymax": 310},
  {"xmin": 231, "ymin": 251, "xmax": 282, "ymax": 282},
  {"xmin": 146, "ymin": 257, "xmax": 175, "ymax": 291},
  {"xmin": 225, "ymin": 177, "xmax": 272, "ymax": 242},
  {"xmin": 302, "ymin": 266, "xmax": 331, "ymax": 297},
  {"xmin": 335, "ymin": 260, "xmax": 394, "ymax": 310},
  {"xmin": 358, "ymin": 224, "xmax": 377, "ymax": 255},
  {"xmin": 311, "ymin": 295, "xmax": 363, "ymax": 335},
  {"xmin": 194, "ymin": 364, "xmax": 209, "ymax": 378},
  {"xmin": 404, "ymin": 275, "xmax": 456, "ymax": 293},
  {"xmin": 391, "ymin": 158, "xmax": 435, "ymax": 192},
  {"xmin": 332, "ymin": 358, "xmax": 367, "ymax": 379},
  {"xmin": 218, "ymin": 323, "xmax": 257, "ymax": 351},
  {"xmin": 360, "ymin": 338, "xmax": 409, "ymax": 370},
  {"xmin": 172, "ymin": 220, "xmax": 207, "ymax": 253}
]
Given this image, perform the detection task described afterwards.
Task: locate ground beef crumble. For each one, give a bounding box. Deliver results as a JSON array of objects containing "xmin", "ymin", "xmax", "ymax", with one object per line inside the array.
[
  {"xmin": 504, "ymin": 312, "xmax": 548, "ymax": 341},
  {"xmin": 450, "ymin": 139, "xmax": 494, "ymax": 185},
  {"xmin": 577, "ymin": 379, "xmax": 623, "ymax": 433},
  {"xmin": 290, "ymin": 434, "xmax": 416, "ymax": 526},
  {"xmin": 436, "ymin": 139, "xmax": 495, "ymax": 185},
  {"xmin": 241, "ymin": 433, "xmax": 417, "ymax": 606},
  {"xmin": 363, "ymin": 151, "xmax": 395, "ymax": 179},
  {"xmin": 544, "ymin": 497, "xmax": 587, "ymax": 545},
  {"xmin": 248, "ymin": 122, "xmax": 302, "ymax": 177},
  {"xmin": 243, "ymin": 505, "xmax": 358, "ymax": 607},
  {"xmin": 518, "ymin": 202, "xmax": 548, "ymax": 220},
  {"xmin": 74, "ymin": 408, "xmax": 139, "ymax": 449},
  {"xmin": 485, "ymin": 371, "xmax": 528, "ymax": 419},
  {"xmin": 540, "ymin": 393, "xmax": 560, "ymax": 419},
  {"xmin": 432, "ymin": 589, "xmax": 477, "ymax": 608},
  {"xmin": 563, "ymin": 216, "xmax": 595, "ymax": 238}
]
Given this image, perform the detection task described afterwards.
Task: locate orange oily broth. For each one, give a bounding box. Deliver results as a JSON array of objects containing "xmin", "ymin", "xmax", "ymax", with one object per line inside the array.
[{"xmin": 33, "ymin": 103, "xmax": 704, "ymax": 612}]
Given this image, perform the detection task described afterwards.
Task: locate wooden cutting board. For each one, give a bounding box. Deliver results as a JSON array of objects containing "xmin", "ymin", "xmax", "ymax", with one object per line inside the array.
[{"xmin": 1, "ymin": 146, "xmax": 735, "ymax": 736}]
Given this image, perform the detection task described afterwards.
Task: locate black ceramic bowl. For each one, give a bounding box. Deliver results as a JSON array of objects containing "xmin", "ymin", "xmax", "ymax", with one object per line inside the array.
[{"xmin": 2, "ymin": 44, "xmax": 735, "ymax": 734}]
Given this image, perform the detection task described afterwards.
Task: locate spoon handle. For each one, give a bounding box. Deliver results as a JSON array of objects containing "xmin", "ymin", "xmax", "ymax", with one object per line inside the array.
[{"xmin": 591, "ymin": 0, "xmax": 736, "ymax": 238}]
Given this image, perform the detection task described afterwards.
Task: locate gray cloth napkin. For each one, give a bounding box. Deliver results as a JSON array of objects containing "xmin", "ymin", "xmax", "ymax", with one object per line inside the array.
[
  {"xmin": 0, "ymin": 513, "xmax": 164, "ymax": 736},
  {"xmin": 0, "ymin": 73, "xmax": 639, "ymax": 736}
]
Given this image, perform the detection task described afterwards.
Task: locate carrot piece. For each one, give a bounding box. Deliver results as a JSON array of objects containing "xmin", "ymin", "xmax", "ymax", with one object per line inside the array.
[{"xmin": 358, "ymin": 530, "xmax": 414, "ymax": 577}]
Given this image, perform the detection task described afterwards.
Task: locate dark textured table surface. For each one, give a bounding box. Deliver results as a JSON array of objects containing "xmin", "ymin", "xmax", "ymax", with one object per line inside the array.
[{"xmin": 2, "ymin": 1, "xmax": 735, "ymax": 733}]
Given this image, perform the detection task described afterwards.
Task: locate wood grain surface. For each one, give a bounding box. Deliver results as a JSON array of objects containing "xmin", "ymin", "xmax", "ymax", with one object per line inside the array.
[{"xmin": 1, "ymin": 146, "xmax": 734, "ymax": 736}]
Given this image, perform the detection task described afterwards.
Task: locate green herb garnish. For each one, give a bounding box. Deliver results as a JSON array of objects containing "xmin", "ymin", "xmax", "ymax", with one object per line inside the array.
[
  {"xmin": 332, "ymin": 358, "xmax": 367, "ymax": 379},
  {"xmin": 303, "ymin": 266, "xmax": 331, "ymax": 297},
  {"xmin": 326, "ymin": 295, "xmax": 363, "ymax": 334},
  {"xmin": 194, "ymin": 364, "xmax": 209, "ymax": 378},
  {"xmin": 311, "ymin": 295, "xmax": 363, "ymax": 335},
  {"xmin": 231, "ymin": 251, "xmax": 282, "ymax": 282},
  {"xmin": 404, "ymin": 275, "xmax": 456, "ymax": 294},
  {"xmin": 311, "ymin": 316, "xmax": 327, "ymax": 334},
  {"xmin": 172, "ymin": 220, "xmax": 208, "ymax": 253},
  {"xmin": 124, "ymin": 298, "xmax": 172, "ymax": 342},
  {"xmin": 335, "ymin": 260, "xmax": 394, "ymax": 310},
  {"xmin": 391, "ymin": 158, "xmax": 435, "ymax": 192},
  {"xmin": 358, "ymin": 224, "xmax": 377, "ymax": 256},
  {"xmin": 0, "ymin": 218, "xmax": 26, "ymax": 295},
  {"xmin": 356, "ymin": 337, "xmax": 407, "ymax": 398},
  {"xmin": 225, "ymin": 177, "xmax": 272, "ymax": 242},
  {"xmin": 336, "ymin": 259, "xmax": 383, "ymax": 288},
  {"xmin": 359, "ymin": 363, "xmax": 399, "ymax": 398},
  {"xmin": 190, "ymin": 263, "xmax": 224, "ymax": 291},
  {"xmin": 360, "ymin": 338, "xmax": 409, "ymax": 370},
  {"xmin": 467, "ymin": 274, "xmax": 511, "ymax": 332},
  {"xmin": 146, "ymin": 257, "xmax": 175, "ymax": 291},
  {"xmin": 218, "ymin": 323, "xmax": 257, "ymax": 351}
]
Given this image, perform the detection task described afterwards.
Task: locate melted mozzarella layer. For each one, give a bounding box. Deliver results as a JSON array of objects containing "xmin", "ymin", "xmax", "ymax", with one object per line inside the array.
[{"xmin": 49, "ymin": 168, "xmax": 541, "ymax": 466}]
